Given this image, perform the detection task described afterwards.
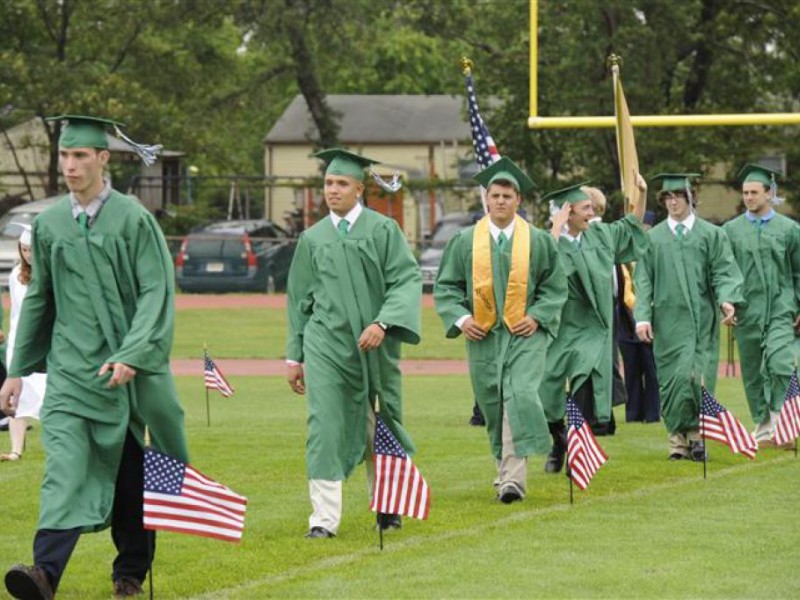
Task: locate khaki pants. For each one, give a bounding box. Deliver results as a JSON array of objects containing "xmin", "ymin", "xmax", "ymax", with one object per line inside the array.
[
  {"xmin": 494, "ymin": 405, "xmax": 527, "ymax": 496},
  {"xmin": 308, "ymin": 410, "xmax": 376, "ymax": 534}
]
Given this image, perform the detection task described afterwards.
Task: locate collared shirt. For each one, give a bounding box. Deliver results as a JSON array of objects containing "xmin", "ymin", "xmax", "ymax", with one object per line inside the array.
[
  {"xmin": 489, "ymin": 219, "xmax": 515, "ymax": 244},
  {"xmin": 667, "ymin": 212, "xmax": 696, "ymax": 236},
  {"xmin": 560, "ymin": 228, "xmax": 583, "ymax": 245},
  {"xmin": 70, "ymin": 178, "xmax": 112, "ymax": 229},
  {"xmin": 329, "ymin": 202, "xmax": 363, "ymax": 234},
  {"xmin": 744, "ymin": 208, "xmax": 776, "ymax": 226}
]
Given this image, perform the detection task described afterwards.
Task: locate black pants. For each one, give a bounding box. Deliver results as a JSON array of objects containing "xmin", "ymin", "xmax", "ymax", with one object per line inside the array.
[
  {"xmin": 33, "ymin": 430, "xmax": 155, "ymax": 591},
  {"xmin": 619, "ymin": 340, "xmax": 660, "ymax": 423},
  {"xmin": 572, "ymin": 377, "xmax": 616, "ymax": 436}
]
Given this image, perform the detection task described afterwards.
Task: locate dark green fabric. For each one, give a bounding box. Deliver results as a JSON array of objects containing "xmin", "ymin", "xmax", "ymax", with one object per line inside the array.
[
  {"xmin": 286, "ymin": 209, "xmax": 422, "ymax": 480},
  {"xmin": 11, "ymin": 191, "xmax": 188, "ymax": 531},
  {"xmin": 434, "ymin": 223, "xmax": 567, "ymax": 459}
]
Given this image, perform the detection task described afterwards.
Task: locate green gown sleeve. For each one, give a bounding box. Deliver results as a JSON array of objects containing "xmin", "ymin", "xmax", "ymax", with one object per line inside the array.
[
  {"xmin": 527, "ymin": 229, "xmax": 566, "ymax": 338},
  {"xmin": 105, "ymin": 212, "xmax": 176, "ymax": 375},
  {"xmin": 285, "ymin": 233, "xmax": 314, "ymax": 363},
  {"xmin": 9, "ymin": 219, "xmax": 55, "ymax": 376},
  {"xmin": 608, "ymin": 213, "xmax": 650, "ymax": 264},
  {"xmin": 433, "ymin": 232, "xmax": 471, "ymax": 339},
  {"xmin": 633, "ymin": 241, "xmax": 654, "ymax": 324},
  {"xmin": 709, "ymin": 228, "xmax": 745, "ymax": 307},
  {"xmin": 373, "ymin": 220, "xmax": 422, "ymax": 344},
  {"xmin": 789, "ymin": 222, "xmax": 800, "ymax": 312}
]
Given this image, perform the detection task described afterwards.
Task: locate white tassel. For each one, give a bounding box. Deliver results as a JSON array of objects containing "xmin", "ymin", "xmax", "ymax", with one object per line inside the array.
[
  {"xmin": 369, "ymin": 169, "xmax": 402, "ymax": 193},
  {"xmin": 114, "ymin": 125, "xmax": 163, "ymax": 166}
]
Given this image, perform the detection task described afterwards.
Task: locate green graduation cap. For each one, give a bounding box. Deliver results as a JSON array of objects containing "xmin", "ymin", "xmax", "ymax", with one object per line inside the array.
[
  {"xmin": 313, "ymin": 148, "xmax": 380, "ymax": 181},
  {"xmin": 46, "ymin": 114, "xmax": 162, "ymax": 165},
  {"xmin": 737, "ymin": 163, "xmax": 780, "ymax": 186},
  {"xmin": 541, "ymin": 182, "xmax": 591, "ymax": 207},
  {"xmin": 650, "ymin": 173, "xmax": 701, "ymax": 193},
  {"xmin": 473, "ymin": 156, "xmax": 535, "ymax": 195}
]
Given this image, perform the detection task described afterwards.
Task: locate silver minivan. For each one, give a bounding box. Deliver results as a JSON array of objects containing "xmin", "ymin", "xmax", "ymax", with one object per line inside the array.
[{"xmin": 0, "ymin": 196, "xmax": 60, "ymax": 288}]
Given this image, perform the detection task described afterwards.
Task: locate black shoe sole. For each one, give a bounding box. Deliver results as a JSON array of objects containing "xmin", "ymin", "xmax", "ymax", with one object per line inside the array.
[{"xmin": 5, "ymin": 569, "xmax": 51, "ymax": 600}]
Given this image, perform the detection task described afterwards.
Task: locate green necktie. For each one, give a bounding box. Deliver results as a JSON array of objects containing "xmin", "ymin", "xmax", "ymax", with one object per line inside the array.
[
  {"xmin": 337, "ymin": 218, "xmax": 349, "ymax": 239},
  {"xmin": 77, "ymin": 211, "xmax": 89, "ymax": 233},
  {"xmin": 497, "ymin": 232, "xmax": 509, "ymax": 252},
  {"xmin": 675, "ymin": 223, "xmax": 685, "ymax": 241},
  {"xmin": 574, "ymin": 236, "xmax": 581, "ymax": 249}
]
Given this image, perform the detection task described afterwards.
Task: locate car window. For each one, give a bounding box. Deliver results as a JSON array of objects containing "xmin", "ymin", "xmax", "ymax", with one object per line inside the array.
[
  {"xmin": 432, "ymin": 221, "xmax": 467, "ymax": 244},
  {"xmin": 186, "ymin": 237, "xmax": 245, "ymax": 258},
  {"xmin": 0, "ymin": 212, "xmax": 37, "ymax": 239}
]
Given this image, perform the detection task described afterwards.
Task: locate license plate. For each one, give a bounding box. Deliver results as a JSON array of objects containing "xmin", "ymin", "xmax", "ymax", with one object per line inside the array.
[{"xmin": 206, "ymin": 262, "xmax": 224, "ymax": 273}]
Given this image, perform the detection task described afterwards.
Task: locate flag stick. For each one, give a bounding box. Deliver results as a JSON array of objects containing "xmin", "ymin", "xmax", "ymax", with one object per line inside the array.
[
  {"xmin": 373, "ymin": 394, "xmax": 384, "ymax": 551},
  {"xmin": 144, "ymin": 427, "xmax": 155, "ymax": 600},
  {"xmin": 204, "ymin": 342, "xmax": 211, "ymax": 427},
  {"xmin": 564, "ymin": 378, "xmax": 573, "ymax": 505},
  {"xmin": 697, "ymin": 379, "xmax": 707, "ymax": 480},
  {"xmin": 206, "ymin": 387, "xmax": 211, "ymax": 427}
]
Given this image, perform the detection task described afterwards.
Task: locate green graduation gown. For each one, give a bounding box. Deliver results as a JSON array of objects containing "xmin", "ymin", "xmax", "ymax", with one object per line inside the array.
[
  {"xmin": 286, "ymin": 208, "xmax": 422, "ymax": 481},
  {"xmin": 634, "ymin": 218, "xmax": 744, "ymax": 434},
  {"xmin": 10, "ymin": 191, "xmax": 188, "ymax": 532},
  {"xmin": 434, "ymin": 223, "xmax": 566, "ymax": 460},
  {"xmin": 541, "ymin": 215, "xmax": 650, "ymax": 423},
  {"xmin": 723, "ymin": 212, "xmax": 800, "ymax": 422}
]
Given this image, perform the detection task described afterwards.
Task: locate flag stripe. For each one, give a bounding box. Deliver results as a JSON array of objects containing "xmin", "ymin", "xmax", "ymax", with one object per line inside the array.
[
  {"xmin": 143, "ymin": 519, "xmax": 243, "ymax": 542},
  {"xmin": 143, "ymin": 494, "xmax": 245, "ymax": 523}
]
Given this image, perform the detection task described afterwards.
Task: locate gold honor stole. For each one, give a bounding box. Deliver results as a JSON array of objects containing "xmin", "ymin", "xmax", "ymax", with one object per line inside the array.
[{"xmin": 472, "ymin": 215, "xmax": 530, "ymax": 330}]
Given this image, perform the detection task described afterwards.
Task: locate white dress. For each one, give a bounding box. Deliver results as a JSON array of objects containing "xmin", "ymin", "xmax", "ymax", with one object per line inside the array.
[{"xmin": 7, "ymin": 264, "xmax": 46, "ymax": 419}]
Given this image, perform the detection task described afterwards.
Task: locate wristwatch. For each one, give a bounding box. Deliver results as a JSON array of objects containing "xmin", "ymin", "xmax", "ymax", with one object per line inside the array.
[{"xmin": 377, "ymin": 322, "xmax": 388, "ymax": 331}]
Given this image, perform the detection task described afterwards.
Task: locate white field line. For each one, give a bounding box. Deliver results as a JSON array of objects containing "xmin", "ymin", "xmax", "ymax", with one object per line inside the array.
[{"xmin": 191, "ymin": 454, "xmax": 794, "ymax": 599}]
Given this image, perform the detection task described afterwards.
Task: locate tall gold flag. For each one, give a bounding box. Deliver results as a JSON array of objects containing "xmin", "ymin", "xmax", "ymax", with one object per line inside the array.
[{"xmin": 611, "ymin": 56, "xmax": 639, "ymax": 213}]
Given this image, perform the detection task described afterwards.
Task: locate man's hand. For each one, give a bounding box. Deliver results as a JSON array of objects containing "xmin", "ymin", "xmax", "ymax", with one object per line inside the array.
[
  {"xmin": 287, "ymin": 363, "xmax": 305, "ymax": 395},
  {"xmin": 0, "ymin": 378, "xmax": 22, "ymax": 416},
  {"xmin": 510, "ymin": 316, "xmax": 539, "ymax": 337},
  {"xmin": 720, "ymin": 302, "xmax": 737, "ymax": 326},
  {"xmin": 460, "ymin": 316, "xmax": 487, "ymax": 341},
  {"xmin": 636, "ymin": 322, "xmax": 654, "ymax": 343},
  {"xmin": 98, "ymin": 362, "xmax": 137, "ymax": 387},
  {"xmin": 550, "ymin": 203, "xmax": 572, "ymax": 239},
  {"xmin": 358, "ymin": 323, "xmax": 386, "ymax": 351},
  {"xmin": 0, "ymin": 329, "xmax": 6, "ymax": 344}
]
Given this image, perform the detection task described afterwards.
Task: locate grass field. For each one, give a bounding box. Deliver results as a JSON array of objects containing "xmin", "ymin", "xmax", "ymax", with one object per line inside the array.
[
  {"xmin": 174, "ymin": 306, "xmax": 739, "ymax": 363},
  {"xmin": 1, "ymin": 373, "xmax": 797, "ymax": 599}
]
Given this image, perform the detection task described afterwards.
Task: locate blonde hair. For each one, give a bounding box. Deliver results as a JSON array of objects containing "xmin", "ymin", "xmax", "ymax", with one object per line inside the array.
[{"xmin": 581, "ymin": 186, "xmax": 607, "ymax": 217}]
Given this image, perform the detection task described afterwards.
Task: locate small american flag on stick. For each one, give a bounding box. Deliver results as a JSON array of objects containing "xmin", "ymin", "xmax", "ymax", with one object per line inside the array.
[
  {"xmin": 566, "ymin": 398, "xmax": 608, "ymax": 490},
  {"xmin": 204, "ymin": 350, "xmax": 234, "ymax": 397},
  {"xmin": 143, "ymin": 448, "xmax": 247, "ymax": 543},
  {"xmin": 369, "ymin": 417, "xmax": 430, "ymax": 520},
  {"xmin": 700, "ymin": 387, "xmax": 757, "ymax": 459},
  {"xmin": 774, "ymin": 371, "xmax": 800, "ymax": 446}
]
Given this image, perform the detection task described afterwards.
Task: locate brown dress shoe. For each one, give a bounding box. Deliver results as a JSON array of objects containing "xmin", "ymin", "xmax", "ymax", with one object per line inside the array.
[
  {"xmin": 113, "ymin": 576, "xmax": 143, "ymax": 597},
  {"xmin": 5, "ymin": 564, "xmax": 54, "ymax": 600}
]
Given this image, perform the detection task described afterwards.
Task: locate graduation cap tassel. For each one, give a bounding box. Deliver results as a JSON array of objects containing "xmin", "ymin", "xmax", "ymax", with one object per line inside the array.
[
  {"xmin": 368, "ymin": 169, "xmax": 402, "ymax": 193},
  {"xmin": 770, "ymin": 174, "xmax": 785, "ymax": 205},
  {"xmin": 114, "ymin": 125, "xmax": 163, "ymax": 167}
]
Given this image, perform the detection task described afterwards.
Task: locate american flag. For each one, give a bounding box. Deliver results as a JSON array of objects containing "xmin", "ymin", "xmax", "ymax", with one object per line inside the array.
[
  {"xmin": 204, "ymin": 351, "xmax": 234, "ymax": 397},
  {"xmin": 143, "ymin": 448, "xmax": 247, "ymax": 543},
  {"xmin": 774, "ymin": 370, "xmax": 800, "ymax": 446},
  {"xmin": 369, "ymin": 416, "xmax": 430, "ymax": 520},
  {"xmin": 566, "ymin": 398, "xmax": 608, "ymax": 490},
  {"xmin": 465, "ymin": 72, "xmax": 501, "ymax": 169},
  {"xmin": 700, "ymin": 387, "xmax": 758, "ymax": 458}
]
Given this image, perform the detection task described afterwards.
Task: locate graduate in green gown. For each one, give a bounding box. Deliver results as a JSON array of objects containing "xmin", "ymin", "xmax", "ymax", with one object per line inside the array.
[
  {"xmin": 0, "ymin": 115, "xmax": 187, "ymax": 599},
  {"xmin": 286, "ymin": 148, "xmax": 422, "ymax": 539},
  {"xmin": 634, "ymin": 174, "xmax": 744, "ymax": 461},
  {"xmin": 434, "ymin": 157, "xmax": 566, "ymax": 503},
  {"xmin": 539, "ymin": 175, "xmax": 650, "ymax": 474},
  {"xmin": 722, "ymin": 164, "xmax": 800, "ymax": 445}
]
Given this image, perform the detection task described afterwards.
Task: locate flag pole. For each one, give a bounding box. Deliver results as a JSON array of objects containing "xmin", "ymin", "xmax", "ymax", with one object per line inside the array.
[
  {"xmin": 144, "ymin": 426, "xmax": 154, "ymax": 600},
  {"xmin": 698, "ymin": 378, "xmax": 707, "ymax": 480},
  {"xmin": 564, "ymin": 378, "xmax": 574, "ymax": 506},
  {"xmin": 373, "ymin": 393, "xmax": 384, "ymax": 551},
  {"xmin": 204, "ymin": 343, "xmax": 211, "ymax": 427}
]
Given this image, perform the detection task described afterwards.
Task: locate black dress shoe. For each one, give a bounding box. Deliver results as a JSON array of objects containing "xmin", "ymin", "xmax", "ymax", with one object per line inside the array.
[
  {"xmin": 5, "ymin": 564, "xmax": 54, "ymax": 600},
  {"xmin": 113, "ymin": 576, "xmax": 143, "ymax": 598},
  {"xmin": 304, "ymin": 526, "xmax": 335, "ymax": 539},
  {"xmin": 376, "ymin": 513, "xmax": 402, "ymax": 530},
  {"xmin": 498, "ymin": 483, "xmax": 523, "ymax": 504},
  {"xmin": 689, "ymin": 440, "xmax": 707, "ymax": 462},
  {"xmin": 668, "ymin": 452, "xmax": 687, "ymax": 461},
  {"xmin": 469, "ymin": 403, "xmax": 486, "ymax": 427}
]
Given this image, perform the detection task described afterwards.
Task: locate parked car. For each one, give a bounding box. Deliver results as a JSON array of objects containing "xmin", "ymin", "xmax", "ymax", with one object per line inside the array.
[
  {"xmin": 0, "ymin": 196, "xmax": 60, "ymax": 288},
  {"xmin": 419, "ymin": 212, "xmax": 476, "ymax": 292},
  {"xmin": 175, "ymin": 220, "xmax": 295, "ymax": 293}
]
